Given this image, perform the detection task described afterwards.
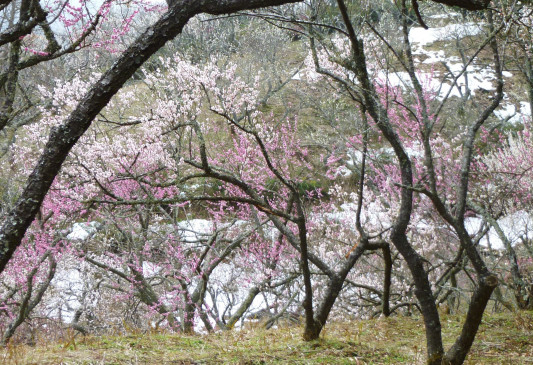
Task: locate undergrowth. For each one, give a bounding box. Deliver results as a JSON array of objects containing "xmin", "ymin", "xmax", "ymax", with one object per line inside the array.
[{"xmin": 2, "ymin": 311, "xmax": 532, "ymax": 364}]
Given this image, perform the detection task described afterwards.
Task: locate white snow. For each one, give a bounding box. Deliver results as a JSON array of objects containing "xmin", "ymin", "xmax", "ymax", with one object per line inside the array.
[
  {"xmin": 465, "ymin": 210, "xmax": 533, "ymax": 250},
  {"xmin": 520, "ymin": 101, "xmax": 532, "ymax": 116},
  {"xmin": 376, "ymin": 22, "xmax": 505, "ymax": 101},
  {"xmin": 177, "ymin": 219, "xmax": 214, "ymax": 242},
  {"xmin": 421, "ymin": 50, "xmax": 460, "ymax": 64},
  {"xmin": 428, "ymin": 13, "xmax": 460, "ymax": 19},
  {"xmin": 495, "ymin": 101, "xmax": 532, "ymax": 124},
  {"xmin": 324, "ymin": 202, "xmax": 391, "ymax": 232},
  {"xmin": 49, "ymin": 267, "xmax": 84, "ymax": 323},
  {"xmin": 409, "ymin": 23, "xmax": 483, "ymax": 48},
  {"xmin": 67, "ymin": 221, "xmax": 101, "ymax": 241},
  {"xmin": 376, "ymin": 62, "xmax": 499, "ymax": 101},
  {"xmin": 494, "ymin": 103, "xmax": 517, "ymax": 121}
]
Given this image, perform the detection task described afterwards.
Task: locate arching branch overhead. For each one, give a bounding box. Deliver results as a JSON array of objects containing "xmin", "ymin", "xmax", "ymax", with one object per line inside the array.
[{"xmin": 430, "ymin": 0, "xmax": 490, "ymax": 11}]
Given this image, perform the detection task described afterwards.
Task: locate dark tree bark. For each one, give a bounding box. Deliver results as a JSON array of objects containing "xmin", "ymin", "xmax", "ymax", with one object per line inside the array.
[
  {"xmin": 297, "ymin": 214, "xmax": 320, "ymax": 341},
  {"xmin": 334, "ymin": 0, "xmax": 445, "ymax": 361},
  {"xmin": 443, "ymin": 275, "xmax": 498, "ymax": 364},
  {"xmin": 309, "ymin": 239, "xmax": 368, "ymax": 338},
  {"xmin": 430, "ymin": 0, "xmax": 490, "ymax": 10},
  {"xmin": 381, "ymin": 244, "xmax": 392, "ymax": 317},
  {"xmin": 0, "ymin": 0, "xmax": 302, "ymax": 274},
  {"xmin": 526, "ymin": 52, "xmax": 533, "ymax": 120}
]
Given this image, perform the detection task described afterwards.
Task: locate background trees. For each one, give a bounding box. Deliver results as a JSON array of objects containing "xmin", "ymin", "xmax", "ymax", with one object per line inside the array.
[
  {"xmin": 0, "ymin": 0, "xmax": 304, "ymax": 274},
  {"xmin": 1, "ymin": 0, "xmax": 532, "ymax": 364}
]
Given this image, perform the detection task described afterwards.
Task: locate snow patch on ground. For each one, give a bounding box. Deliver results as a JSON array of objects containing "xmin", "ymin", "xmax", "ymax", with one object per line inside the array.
[
  {"xmin": 324, "ymin": 202, "xmax": 391, "ymax": 232},
  {"xmin": 428, "ymin": 13, "xmax": 460, "ymax": 19},
  {"xmin": 465, "ymin": 210, "xmax": 533, "ymax": 250},
  {"xmin": 376, "ymin": 62, "xmax": 498, "ymax": 101},
  {"xmin": 375, "ymin": 22, "xmax": 500, "ymax": 101},
  {"xmin": 177, "ymin": 219, "xmax": 214, "ymax": 242},
  {"xmin": 495, "ymin": 101, "xmax": 532, "ymax": 124},
  {"xmin": 49, "ymin": 268, "xmax": 83, "ymax": 323},
  {"xmin": 67, "ymin": 222, "xmax": 101, "ymax": 241},
  {"xmin": 409, "ymin": 23, "xmax": 483, "ymax": 48}
]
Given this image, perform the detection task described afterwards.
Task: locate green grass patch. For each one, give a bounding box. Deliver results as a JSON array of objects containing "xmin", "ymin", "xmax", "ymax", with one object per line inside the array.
[{"xmin": 2, "ymin": 311, "xmax": 532, "ymax": 364}]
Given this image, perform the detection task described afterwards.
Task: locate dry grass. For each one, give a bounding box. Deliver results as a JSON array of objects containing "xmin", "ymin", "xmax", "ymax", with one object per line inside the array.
[{"xmin": 2, "ymin": 311, "xmax": 532, "ymax": 364}]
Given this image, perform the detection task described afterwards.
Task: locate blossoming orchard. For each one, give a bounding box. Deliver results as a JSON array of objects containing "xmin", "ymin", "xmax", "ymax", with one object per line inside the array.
[{"xmin": 1, "ymin": 0, "xmax": 533, "ymax": 364}]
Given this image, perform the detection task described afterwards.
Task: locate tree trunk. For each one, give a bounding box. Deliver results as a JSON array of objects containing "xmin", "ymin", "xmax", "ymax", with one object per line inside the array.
[
  {"xmin": 526, "ymin": 52, "xmax": 533, "ymax": 119},
  {"xmin": 224, "ymin": 286, "xmax": 260, "ymax": 329},
  {"xmin": 381, "ymin": 244, "xmax": 392, "ymax": 317},
  {"xmin": 392, "ymin": 233, "xmax": 445, "ymax": 365},
  {"xmin": 335, "ymin": 1, "xmax": 445, "ymax": 361},
  {"xmin": 444, "ymin": 274, "xmax": 498, "ymax": 364},
  {"xmin": 297, "ymin": 212, "xmax": 320, "ymax": 341}
]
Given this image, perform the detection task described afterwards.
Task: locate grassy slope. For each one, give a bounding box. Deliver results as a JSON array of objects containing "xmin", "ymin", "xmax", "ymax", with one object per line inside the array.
[{"xmin": 3, "ymin": 311, "xmax": 532, "ymax": 364}]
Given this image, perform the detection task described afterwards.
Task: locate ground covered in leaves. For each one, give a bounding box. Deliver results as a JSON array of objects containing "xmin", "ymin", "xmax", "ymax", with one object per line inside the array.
[{"xmin": 2, "ymin": 311, "xmax": 532, "ymax": 364}]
